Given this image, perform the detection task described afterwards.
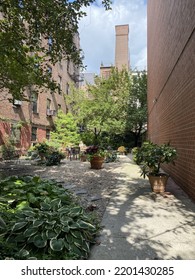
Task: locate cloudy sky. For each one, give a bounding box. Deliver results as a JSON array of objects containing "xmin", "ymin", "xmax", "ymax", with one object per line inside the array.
[{"xmin": 78, "ymin": 0, "xmax": 147, "ymax": 74}]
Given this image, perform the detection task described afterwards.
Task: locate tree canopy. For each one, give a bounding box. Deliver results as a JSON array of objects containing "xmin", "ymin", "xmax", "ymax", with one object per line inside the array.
[
  {"xmin": 68, "ymin": 68, "xmax": 147, "ymax": 148},
  {"xmin": 50, "ymin": 110, "xmax": 81, "ymax": 147},
  {"xmin": 0, "ymin": 0, "xmax": 111, "ymax": 99}
]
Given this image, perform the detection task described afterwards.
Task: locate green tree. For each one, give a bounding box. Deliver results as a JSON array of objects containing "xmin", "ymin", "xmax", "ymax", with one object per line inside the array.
[
  {"xmin": 126, "ymin": 70, "xmax": 147, "ymax": 147},
  {"xmin": 50, "ymin": 111, "xmax": 80, "ymax": 147},
  {"xmin": 68, "ymin": 67, "xmax": 131, "ymax": 146},
  {"xmin": 0, "ymin": 0, "xmax": 111, "ymax": 100}
]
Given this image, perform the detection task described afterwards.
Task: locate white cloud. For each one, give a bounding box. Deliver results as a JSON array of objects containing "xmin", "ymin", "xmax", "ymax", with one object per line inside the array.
[{"xmin": 79, "ymin": 0, "xmax": 147, "ymax": 74}]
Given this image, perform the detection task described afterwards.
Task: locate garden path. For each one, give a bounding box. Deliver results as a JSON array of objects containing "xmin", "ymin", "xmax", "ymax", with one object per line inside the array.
[{"xmin": 0, "ymin": 156, "xmax": 128, "ymax": 221}]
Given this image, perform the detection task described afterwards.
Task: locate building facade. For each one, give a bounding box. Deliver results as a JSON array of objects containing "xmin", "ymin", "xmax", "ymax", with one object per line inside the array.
[
  {"xmin": 147, "ymin": 0, "xmax": 195, "ymax": 200},
  {"xmin": 0, "ymin": 38, "xmax": 79, "ymax": 153}
]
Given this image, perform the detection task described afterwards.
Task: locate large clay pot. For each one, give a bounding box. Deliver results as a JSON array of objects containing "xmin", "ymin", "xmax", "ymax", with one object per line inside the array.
[
  {"xmin": 148, "ymin": 173, "xmax": 169, "ymax": 193},
  {"xmin": 90, "ymin": 156, "xmax": 104, "ymax": 169}
]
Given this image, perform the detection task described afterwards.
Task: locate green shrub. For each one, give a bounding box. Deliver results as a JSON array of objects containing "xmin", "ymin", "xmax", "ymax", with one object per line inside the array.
[
  {"xmin": 132, "ymin": 141, "xmax": 177, "ymax": 177},
  {"xmin": 0, "ymin": 176, "xmax": 100, "ymax": 260},
  {"xmin": 1, "ymin": 139, "xmax": 16, "ymax": 160},
  {"xmin": 46, "ymin": 151, "xmax": 65, "ymax": 166}
]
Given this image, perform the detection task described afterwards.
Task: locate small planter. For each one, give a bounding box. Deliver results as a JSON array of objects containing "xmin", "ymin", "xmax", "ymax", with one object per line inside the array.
[
  {"xmin": 90, "ymin": 156, "xmax": 104, "ymax": 169},
  {"xmin": 148, "ymin": 173, "xmax": 169, "ymax": 193}
]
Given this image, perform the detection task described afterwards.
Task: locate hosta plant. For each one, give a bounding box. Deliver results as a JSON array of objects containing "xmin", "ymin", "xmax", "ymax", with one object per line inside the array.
[{"xmin": 0, "ymin": 176, "xmax": 100, "ymax": 260}]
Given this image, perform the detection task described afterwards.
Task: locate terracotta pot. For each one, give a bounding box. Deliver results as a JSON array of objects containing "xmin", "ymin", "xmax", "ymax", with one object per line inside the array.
[
  {"xmin": 90, "ymin": 156, "xmax": 104, "ymax": 169},
  {"xmin": 148, "ymin": 173, "xmax": 169, "ymax": 193}
]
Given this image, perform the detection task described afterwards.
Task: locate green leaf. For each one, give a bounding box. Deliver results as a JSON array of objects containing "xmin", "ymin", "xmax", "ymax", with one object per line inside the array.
[
  {"xmin": 23, "ymin": 210, "xmax": 36, "ymax": 217},
  {"xmin": 50, "ymin": 198, "xmax": 61, "ymax": 211},
  {"xmin": 33, "ymin": 235, "xmax": 47, "ymax": 248},
  {"xmin": 0, "ymin": 216, "xmax": 6, "ymax": 230},
  {"xmin": 27, "ymin": 193, "xmax": 37, "ymax": 204},
  {"xmin": 24, "ymin": 227, "xmax": 38, "ymax": 237},
  {"xmin": 69, "ymin": 222, "xmax": 80, "ymax": 229},
  {"xmin": 54, "ymin": 225, "xmax": 62, "ymax": 235},
  {"xmin": 46, "ymin": 230, "xmax": 58, "ymax": 239},
  {"xmin": 81, "ymin": 240, "xmax": 90, "ymax": 252},
  {"xmin": 77, "ymin": 220, "xmax": 95, "ymax": 230},
  {"xmin": 40, "ymin": 202, "xmax": 51, "ymax": 211},
  {"xmin": 61, "ymin": 226, "xmax": 69, "ymax": 233},
  {"xmin": 33, "ymin": 220, "xmax": 44, "ymax": 227},
  {"xmin": 60, "ymin": 216, "xmax": 73, "ymax": 225},
  {"xmin": 58, "ymin": 207, "xmax": 69, "ymax": 214},
  {"xmin": 65, "ymin": 234, "xmax": 73, "ymax": 244},
  {"xmin": 16, "ymin": 201, "xmax": 29, "ymax": 210},
  {"xmin": 18, "ymin": 249, "xmax": 30, "ymax": 258},
  {"xmin": 68, "ymin": 206, "xmax": 83, "ymax": 217},
  {"xmin": 12, "ymin": 222, "xmax": 28, "ymax": 231},
  {"xmin": 69, "ymin": 243, "xmax": 83, "ymax": 257},
  {"xmin": 70, "ymin": 230, "xmax": 83, "ymax": 240},
  {"xmin": 50, "ymin": 238, "xmax": 64, "ymax": 251},
  {"xmin": 32, "ymin": 176, "xmax": 40, "ymax": 183}
]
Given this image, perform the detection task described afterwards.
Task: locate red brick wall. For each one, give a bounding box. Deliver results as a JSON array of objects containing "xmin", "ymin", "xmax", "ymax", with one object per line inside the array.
[
  {"xmin": 147, "ymin": 0, "xmax": 195, "ymax": 200},
  {"xmin": 0, "ymin": 56, "xmax": 78, "ymax": 150}
]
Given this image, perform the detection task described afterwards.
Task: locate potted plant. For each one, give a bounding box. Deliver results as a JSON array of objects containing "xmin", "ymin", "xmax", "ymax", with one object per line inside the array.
[
  {"xmin": 85, "ymin": 145, "xmax": 106, "ymax": 169},
  {"xmin": 117, "ymin": 146, "xmax": 127, "ymax": 155},
  {"xmin": 133, "ymin": 141, "xmax": 177, "ymax": 193}
]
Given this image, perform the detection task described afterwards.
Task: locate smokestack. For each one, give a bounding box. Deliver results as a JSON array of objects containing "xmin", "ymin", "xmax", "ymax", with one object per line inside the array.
[{"xmin": 115, "ymin": 24, "xmax": 130, "ymax": 71}]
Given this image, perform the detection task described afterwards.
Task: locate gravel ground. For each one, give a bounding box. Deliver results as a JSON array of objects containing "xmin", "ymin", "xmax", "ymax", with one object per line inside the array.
[{"xmin": 0, "ymin": 157, "xmax": 126, "ymax": 221}]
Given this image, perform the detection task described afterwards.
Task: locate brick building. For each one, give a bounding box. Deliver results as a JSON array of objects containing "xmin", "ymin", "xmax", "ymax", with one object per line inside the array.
[
  {"xmin": 147, "ymin": 0, "xmax": 195, "ymax": 200},
  {"xmin": 0, "ymin": 36, "xmax": 80, "ymax": 153}
]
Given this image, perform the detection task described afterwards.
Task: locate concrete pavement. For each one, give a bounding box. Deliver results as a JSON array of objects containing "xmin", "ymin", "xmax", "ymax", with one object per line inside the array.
[{"xmin": 89, "ymin": 155, "xmax": 195, "ymax": 260}]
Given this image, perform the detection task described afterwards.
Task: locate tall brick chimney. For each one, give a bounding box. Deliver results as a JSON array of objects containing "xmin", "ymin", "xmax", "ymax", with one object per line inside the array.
[{"xmin": 115, "ymin": 24, "xmax": 130, "ymax": 71}]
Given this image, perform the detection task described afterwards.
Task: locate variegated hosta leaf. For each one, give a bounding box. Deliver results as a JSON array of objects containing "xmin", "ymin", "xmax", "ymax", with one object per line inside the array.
[
  {"xmin": 33, "ymin": 235, "xmax": 47, "ymax": 248},
  {"xmin": 24, "ymin": 227, "xmax": 38, "ymax": 237},
  {"xmin": 50, "ymin": 238, "xmax": 64, "ymax": 251},
  {"xmin": 12, "ymin": 222, "xmax": 28, "ymax": 232}
]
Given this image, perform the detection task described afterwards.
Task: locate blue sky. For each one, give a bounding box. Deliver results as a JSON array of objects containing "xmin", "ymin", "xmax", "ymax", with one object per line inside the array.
[{"xmin": 79, "ymin": 0, "xmax": 147, "ymax": 74}]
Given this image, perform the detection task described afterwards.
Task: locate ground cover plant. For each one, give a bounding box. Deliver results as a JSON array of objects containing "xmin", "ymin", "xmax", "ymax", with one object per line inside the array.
[{"xmin": 0, "ymin": 176, "xmax": 100, "ymax": 260}]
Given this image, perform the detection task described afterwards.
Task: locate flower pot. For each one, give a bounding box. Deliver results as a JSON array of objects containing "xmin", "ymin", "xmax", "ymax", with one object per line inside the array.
[
  {"xmin": 148, "ymin": 173, "xmax": 169, "ymax": 193},
  {"xmin": 90, "ymin": 156, "xmax": 104, "ymax": 169}
]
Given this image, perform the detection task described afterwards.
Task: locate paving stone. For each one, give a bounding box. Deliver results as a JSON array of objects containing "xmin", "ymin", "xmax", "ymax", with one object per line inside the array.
[
  {"xmin": 63, "ymin": 184, "xmax": 77, "ymax": 190},
  {"xmin": 75, "ymin": 189, "xmax": 88, "ymax": 195},
  {"xmin": 91, "ymin": 195, "xmax": 102, "ymax": 201}
]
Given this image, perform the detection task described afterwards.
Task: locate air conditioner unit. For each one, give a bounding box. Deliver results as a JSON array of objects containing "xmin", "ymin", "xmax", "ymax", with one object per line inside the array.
[
  {"xmin": 46, "ymin": 109, "xmax": 56, "ymax": 116},
  {"xmin": 13, "ymin": 99, "xmax": 22, "ymax": 106}
]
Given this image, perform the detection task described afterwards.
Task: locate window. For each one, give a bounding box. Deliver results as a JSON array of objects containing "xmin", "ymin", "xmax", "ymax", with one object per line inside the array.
[
  {"xmin": 48, "ymin": 37, "xmax": 53, "ymax": 51},
  {"xmin": 67, "ymin": 59, "xmax": 70, "ymax": 73},
  {"xmin": 59, "ymin": 60, "xmax": 63, "ymax": 70},
  {"xmin": 58, "ymin": 75, "xmax": 62, "ymax": 94},
  {"xmin": 31, "ymin": 127, "xmax": 37, "ymax": 142},
  {"xmin": 32, "ymin": 92, "xmax": 38, "ymax": 113},
  {"xmin": 47, "ymin": 98, "xmax": 51, "ymax": 110},
  {"xmin": 66, "ymin": 83, "xmax": 70, "ymax": 95},
  {"xmin": 47, "ymin": 65, "xmax": 52, "ymax": 77},
  {"xmin": 46, "ymin": 129, "xmax": 50, "ymax": 140}
]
